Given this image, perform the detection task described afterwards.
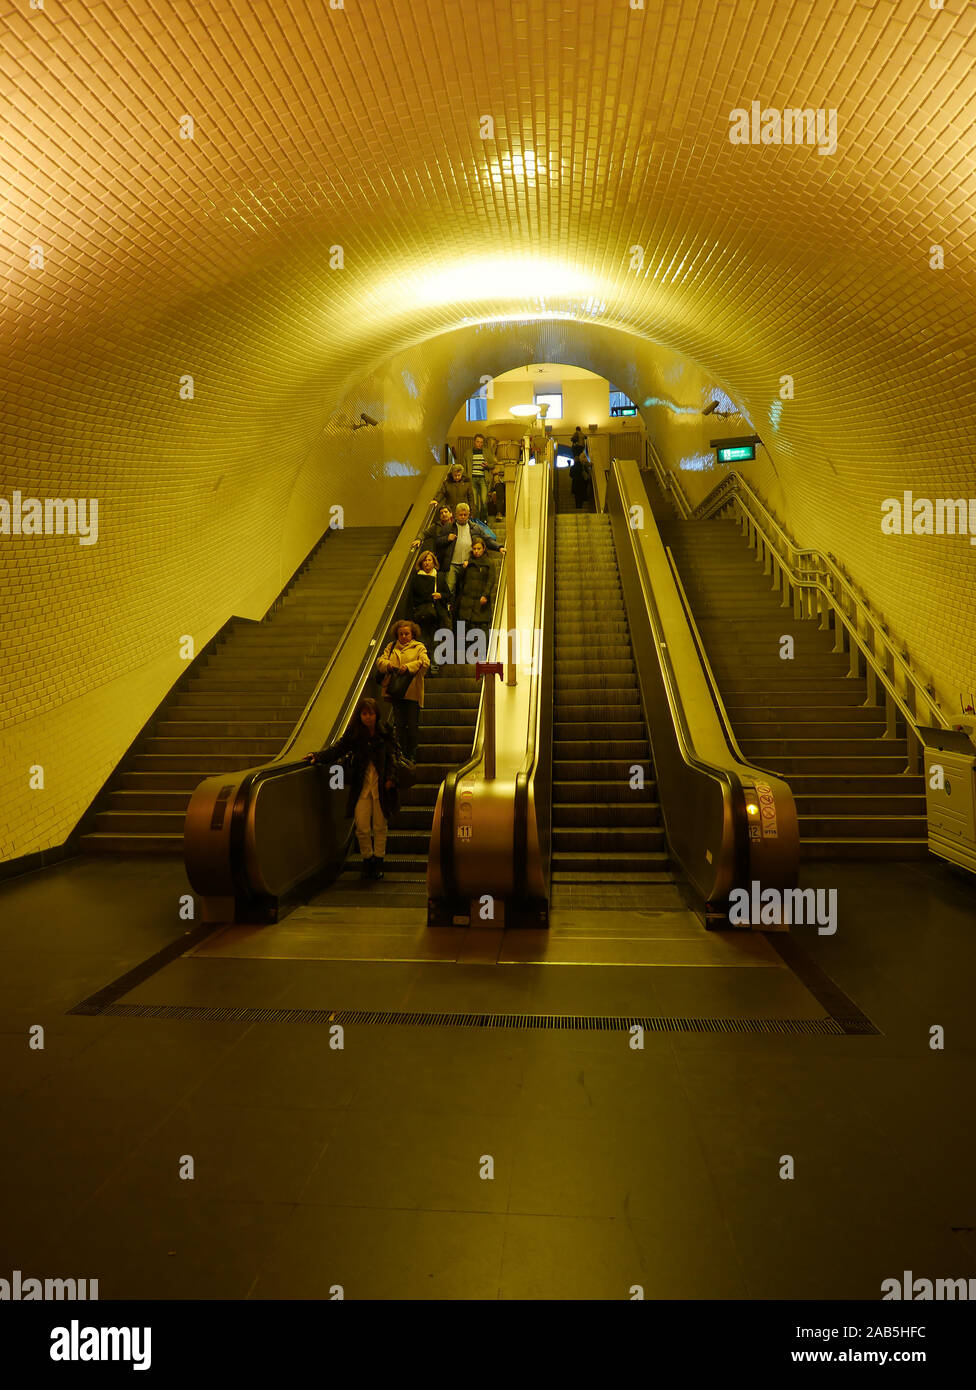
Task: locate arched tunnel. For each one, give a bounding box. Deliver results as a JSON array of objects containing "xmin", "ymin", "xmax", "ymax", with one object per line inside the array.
[{"xmin": 1, "ymin": 0, "xmax": 975, "ymax": 1324}]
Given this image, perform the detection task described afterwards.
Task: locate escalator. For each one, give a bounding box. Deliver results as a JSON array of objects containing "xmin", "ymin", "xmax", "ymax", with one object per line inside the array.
[
  {"xmin": 79, "ymin": 527, "xmax": 395, "ymax": 854},
  {"xmin": 551, "ymin": 513, "xmax": 675, "ymax": 908},
  {"xmin": 328, "ymin": 510, "xmax": 507, "ymax": 902},
  {"xmin": 431, "ymin": 458, "xmax": 799, "ymax": 928}
]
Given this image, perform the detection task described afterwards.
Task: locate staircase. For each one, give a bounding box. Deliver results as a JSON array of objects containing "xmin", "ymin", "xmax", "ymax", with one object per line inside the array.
[
  {"xmin": 78, "ymin": 527, "xmax": 397, "ymax": 854},
  {"xmin": 658, "ymin": 514, "xmax": 927, "ymax": 859},
  {"xmin": 551, "ymin": 512, "xmax": 674, "ymax": 907}
]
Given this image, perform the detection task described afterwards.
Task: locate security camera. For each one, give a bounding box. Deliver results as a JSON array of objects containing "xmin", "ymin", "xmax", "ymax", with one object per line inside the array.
[
  {"xmin": 702, "ymin": 400, "xmax": 720, "ymax": 416},
  {"xmin": 361, "ymin": 413, "xmax": 378, "ymax": 427}
]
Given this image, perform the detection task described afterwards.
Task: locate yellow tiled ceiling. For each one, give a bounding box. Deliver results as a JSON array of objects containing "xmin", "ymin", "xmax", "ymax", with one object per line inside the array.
[{"xmin": 2, "ymin": 0, "xmax": 976, "ymax": 857}]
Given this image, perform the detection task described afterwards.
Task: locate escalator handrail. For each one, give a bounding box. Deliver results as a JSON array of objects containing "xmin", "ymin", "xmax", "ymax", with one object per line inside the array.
[
  {"xmin": 614, "ymin": 460, "xmax": 800, "ymax": 900},
  {"xmin": 619, "ymin": 485, "xmax": 743, "ymax": 799},
  {"xmin": 663, "ymin": 546, "xmax": 760, "ymax": 770},
  {"xmin": 512, "ymin": 456, "xmax": 554, "ymax": 904},
  {"xmin": 438, "ymin": 461, "xmax": 534, "ymax": 903},
  {"xmin": 224, "ymin": 486, "xmax": 447, "ymax": 898},
  {"xmin": 238, "ymin": 497, "xmax": 442, "ymax": 798}
]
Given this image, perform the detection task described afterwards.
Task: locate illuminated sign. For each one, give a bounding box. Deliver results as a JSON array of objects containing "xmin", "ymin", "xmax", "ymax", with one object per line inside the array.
[{"xmin": 717, "ymin": 444, "xmax": 755, "ymax": 464}]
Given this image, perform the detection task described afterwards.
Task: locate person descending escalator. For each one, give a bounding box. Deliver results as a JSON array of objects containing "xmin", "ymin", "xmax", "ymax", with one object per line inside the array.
[
  {"xmin": 304, "ymin": 698, "xmax": 401, "ymax": 881},
  {"xmin": 442, "ymin": 503, "xmax": 505, "ymax": 599},
  {"xmin": 462, "ymin": 432, "xmax": 493, "ymax": 521},
  {"xmin": 376, "ymin": 618, "xmax": 430, "ymax": 761},
  {"xmin": 409, "ymin": 550, "xmax": 451, "ymax": 677},
  {"xmin": 411, "ymin": 505, "xmax": 456, "ymax": 572},
  {"xmin": 432, "ymin": 462, "xmax": 475, "ymax": 516},
  {"xmin": 454, "ymin": 536, "xmax": 496, "ymax": 652},
  {"xmin": 488, "ymin": 455, "xmax": 506, "ymax": 520},
  {"xmin": 570, "ymin": 426, "xmax": 591, "ymax": 509}
]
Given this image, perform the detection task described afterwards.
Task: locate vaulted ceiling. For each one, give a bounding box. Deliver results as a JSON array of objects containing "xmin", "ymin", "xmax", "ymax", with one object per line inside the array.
[{"xmin": 3, "ymin": 0, "xmax": 974, "ymax": 448}]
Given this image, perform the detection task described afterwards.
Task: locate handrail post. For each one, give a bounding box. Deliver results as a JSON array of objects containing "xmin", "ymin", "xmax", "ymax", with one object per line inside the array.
[
  {"xmin": 506, "ymin": 460, "xmax": 519, "ymax": 687},
  {"xmin": 476, "ymin": 661, "xmax": 504, "ymax": 779}
]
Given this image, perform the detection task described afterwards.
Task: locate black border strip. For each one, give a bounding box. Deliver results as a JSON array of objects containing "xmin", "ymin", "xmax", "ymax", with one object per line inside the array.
[
  {"xmin": 66, "ymin": 922, "xmax": 219, "ymax": 1016},
  {"xmin": 763, "ymin": 931, "xmax": 880, "ymax": 1034},
  {"xmin": 79, "ymin": 1002, "xmax": 845, "ymax": 1035}
]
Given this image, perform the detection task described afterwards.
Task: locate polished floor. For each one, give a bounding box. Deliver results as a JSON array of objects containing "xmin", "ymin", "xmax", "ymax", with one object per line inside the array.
[{"xmin": 0, "ymin": 852, "xmax": 974, "ymax": 1300}]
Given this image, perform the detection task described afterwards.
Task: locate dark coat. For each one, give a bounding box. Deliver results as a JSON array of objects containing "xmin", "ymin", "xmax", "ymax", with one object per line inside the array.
[
  {"xmin": 570, "ymin": 455, "xmax": 591, "ymax": 503},
  {"xmin": 437, "ymin": 519, "xmax": 502, "ymax": 566},
  {"xmin": 318, "ymin": 722, "xmax": 402, "ymax": 821},
  {"xmin": 434, "ymin": 475, "xmax": 475, "ymax": 513},
  {"xmin": 410, "ymin": 569, "xmax": 451, "ymax": 626},
  {"xmin": 455, "ymin": 555, "xmax": 497, "ymax": 624},
  {"xmin": 424, "ymin": 520, "xmax": 457, "ymax": 570}
]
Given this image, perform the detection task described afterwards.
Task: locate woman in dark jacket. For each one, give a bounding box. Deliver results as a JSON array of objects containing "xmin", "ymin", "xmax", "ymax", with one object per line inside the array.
[
  {"xmin": 454, "ymin": 537, "xmax": 497, "ymax": 647},
  {"xmin": 409, "ymin": 550, "xmax": 451, "ymax": 674},
  {"xmin": 309, "ymin": 698, "xmax": 401, "ymax": 880}
]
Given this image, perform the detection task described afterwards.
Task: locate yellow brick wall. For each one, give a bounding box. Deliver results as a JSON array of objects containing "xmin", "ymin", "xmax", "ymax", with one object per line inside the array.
[{"xmin": 3, "ymin": 0, "xmax": 975, "ymax": 859}]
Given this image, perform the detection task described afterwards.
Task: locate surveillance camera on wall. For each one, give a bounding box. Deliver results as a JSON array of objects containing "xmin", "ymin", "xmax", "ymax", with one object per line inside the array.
[
  {"xmin": 702, "ymin": 400, "xmax": 720, "ymax": 416},
  {"xmin": 352, "ymin": 412, "xmax": 380, "ymax": 430}
]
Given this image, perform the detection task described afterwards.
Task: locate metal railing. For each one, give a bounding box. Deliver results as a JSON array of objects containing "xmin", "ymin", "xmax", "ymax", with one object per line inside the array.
[
  {"xmin": 694, "ymin": 472, "xmax": 950, "ymax": 774},
  {"xmin": 643, "ymin": 449, "xmax": 950, "ymax": 775}
]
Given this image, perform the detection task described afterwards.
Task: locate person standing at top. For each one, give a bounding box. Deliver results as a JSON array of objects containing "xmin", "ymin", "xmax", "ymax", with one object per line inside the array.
[
  {"xmin": 488, "ymin": 454, "xmax": 506, "ymax": 519},
  {"xmin": 462, "ymin": 433, "xmax": 492, "ymax": 521},
  {"xmin": 569, "ymin": 426, "xmax": 590, "ymax": 509}
]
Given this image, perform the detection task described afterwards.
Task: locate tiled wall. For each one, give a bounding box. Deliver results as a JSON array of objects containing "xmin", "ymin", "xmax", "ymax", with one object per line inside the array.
[{"xmin": 3, "ymin": 0, "xmax": 975, "ymax": 859}]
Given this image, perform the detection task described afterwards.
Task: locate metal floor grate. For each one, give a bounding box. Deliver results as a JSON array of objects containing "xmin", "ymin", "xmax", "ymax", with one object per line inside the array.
[{"xmin": 86, "ymin": 1001, "xmax": 849, "ymax": 1034}]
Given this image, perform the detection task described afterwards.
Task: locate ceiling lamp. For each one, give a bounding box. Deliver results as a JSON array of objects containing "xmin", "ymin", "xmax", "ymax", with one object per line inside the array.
[{"xmin": 509, "ymin": 404, "xmax": 539, "ymax": 418}]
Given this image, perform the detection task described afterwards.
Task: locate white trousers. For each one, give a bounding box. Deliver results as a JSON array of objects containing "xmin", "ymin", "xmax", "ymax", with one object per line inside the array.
[{"xmin": 354, "ymin": 765, "xmax": 387, "ymax": 857}]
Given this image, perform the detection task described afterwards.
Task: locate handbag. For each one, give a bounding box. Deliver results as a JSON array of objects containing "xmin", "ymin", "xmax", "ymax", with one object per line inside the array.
[{"xmin": 386, "ymin": 669, "xmax": 413, "ymax": 701}]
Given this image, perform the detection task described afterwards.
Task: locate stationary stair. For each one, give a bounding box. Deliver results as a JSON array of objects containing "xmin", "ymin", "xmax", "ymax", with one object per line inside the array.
[
  {"xmin": 78, "ymin": 527, "xmax": 397, "ymax": 853},
  {"xmin": 657, "ymin": 510, "xmax": 927, "ymax": 859}
]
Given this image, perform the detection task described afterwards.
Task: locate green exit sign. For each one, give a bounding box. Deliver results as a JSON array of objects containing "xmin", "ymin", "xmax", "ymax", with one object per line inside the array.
[{"xmin": 717, "ymin": 444, "xmax": 756, "ymax": 464}]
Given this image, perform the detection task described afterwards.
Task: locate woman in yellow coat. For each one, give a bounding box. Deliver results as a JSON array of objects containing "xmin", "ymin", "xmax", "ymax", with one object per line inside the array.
[{"xmin": 376, "ymin": 618, "xmax": 430, "ymax": 761}]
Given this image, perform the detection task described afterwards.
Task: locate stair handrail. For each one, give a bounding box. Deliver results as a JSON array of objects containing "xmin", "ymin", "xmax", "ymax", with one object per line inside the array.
[
  {"xmin": 645, "ymin": 437, "xmax": 694, "ymax": 519},
  {"xmin": 691, "ymin": 471, "xmax": 950, "ymax": 767}
]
